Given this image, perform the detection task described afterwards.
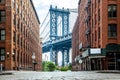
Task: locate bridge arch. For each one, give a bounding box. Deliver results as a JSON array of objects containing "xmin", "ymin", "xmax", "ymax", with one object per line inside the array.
[
  {"xmin": 42, "ymin": 5, "xmax": 71, "ymax": 66},
  {"xmin": 49, "ymin": 5, "xmax": 70, "ymax": 40}
]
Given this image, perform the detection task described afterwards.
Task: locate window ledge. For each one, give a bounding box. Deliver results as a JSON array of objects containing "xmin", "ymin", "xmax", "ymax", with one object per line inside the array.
[
  {"xmin": 108, "ymin": 37, "xmax": 117, "ymax": 39},
  {"xmin": 108, "ymin": 17, "xmax": 117, "ymax": 19},
  {"xmin": 0, "ymin": 40, "xmax": 5, "ymax": 41}
]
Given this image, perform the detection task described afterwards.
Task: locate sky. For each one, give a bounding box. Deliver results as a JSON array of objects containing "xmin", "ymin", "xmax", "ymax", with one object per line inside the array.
[
  {"xmin": 32, "ymin": 0, "xmax": 79, "ymax": 23},
  {"xmin": 32, "ymin": 0, "xmax": 79, "ymax": 66}
]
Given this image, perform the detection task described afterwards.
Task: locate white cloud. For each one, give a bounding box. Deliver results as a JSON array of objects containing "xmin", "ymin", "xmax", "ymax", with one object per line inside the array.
[
  {"xmin": 32, "ymin": 0, "xmax": 78, "ymax": 64},
  {"xmin": 32, "ymin": 0, "xmax": 79, "ymax": 23}
]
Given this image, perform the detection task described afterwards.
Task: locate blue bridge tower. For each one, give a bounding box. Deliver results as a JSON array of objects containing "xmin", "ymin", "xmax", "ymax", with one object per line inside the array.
[{"xmin": 42, "ymin": 5, "xmax": 72, "ymax": 66}]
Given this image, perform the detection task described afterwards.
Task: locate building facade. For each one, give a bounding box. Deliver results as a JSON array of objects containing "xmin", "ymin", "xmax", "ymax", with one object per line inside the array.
[
  {"xmin": 72, "ymin": 0, "xmax": 120, "ymax": 71},
  {"xmin": 0, "ymin": 0, "xmax": 42, "ymax": 71},
  {"xmin": 72, "ymin": 17, "xmax": 79, "ymax": 70}
]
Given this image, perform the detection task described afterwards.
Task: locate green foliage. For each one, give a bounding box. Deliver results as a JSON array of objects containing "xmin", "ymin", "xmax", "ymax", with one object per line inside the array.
[
  {"xmin": 42, "ymin": 61, "xmax": 72, "ymax": 72},
  {"xmin": 60, "ymin": 67, "xmax": 68, "ymax": 71},
  {"xmin": 56, "ymin": 63, "xmax": 72, "ymax": 71},
  {"xmin": 47, "ymin": 61, "xmax": 56, "ymax": 71},
  {"xmin": 42, "ymin": 61, "xmax": 47, "ymax": 71},
  {"xmin": 68, "ymin": 63, "xmax": 72, "ymax": 70},
  {"xmin": 42, "ymin": 61, "xmax": 56, "ymax": 71}
]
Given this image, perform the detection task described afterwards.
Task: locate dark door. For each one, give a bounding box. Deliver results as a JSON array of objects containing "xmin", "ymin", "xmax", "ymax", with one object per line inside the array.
[
  {"xmin": 117, "ymin": 53, "xmax": 120, "ymax": 70},
  {"xmin": 117, "ymin": 61, "xmax": 120, "ymax": 70}
]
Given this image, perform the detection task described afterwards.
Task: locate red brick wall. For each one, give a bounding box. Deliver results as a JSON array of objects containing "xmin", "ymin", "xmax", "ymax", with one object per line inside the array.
[
  {"xmin": 72, "ymin": 0, "xmax": 120, "ymax": 70},
  {"xmin": 0, "ymin": 0, "xmax": 42, "ymax": 71}
]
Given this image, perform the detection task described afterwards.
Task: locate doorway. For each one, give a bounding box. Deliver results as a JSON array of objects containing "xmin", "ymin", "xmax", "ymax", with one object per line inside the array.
[{"xmin": 116, "ymin": 53, "xmax": 120, "ymax": 70}]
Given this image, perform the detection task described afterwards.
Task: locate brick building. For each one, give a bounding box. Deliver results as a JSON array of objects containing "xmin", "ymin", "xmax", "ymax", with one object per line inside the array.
[
  {"xmin": 0, "ymin": 0, "xmax": 42, "ymax": 71},
  {"xmin": 72, "ymin": 0, "xmax": 120, "ymax": 71}
]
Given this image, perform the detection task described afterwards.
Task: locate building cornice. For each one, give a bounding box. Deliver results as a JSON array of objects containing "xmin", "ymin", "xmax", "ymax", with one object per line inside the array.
[
  {"xmin": 78, "ymin": 0, "xmax": 81, "ymax": 5},
  {"xmin": 30, "ymin": 0, "xmax": 40, "ymax": 24}
]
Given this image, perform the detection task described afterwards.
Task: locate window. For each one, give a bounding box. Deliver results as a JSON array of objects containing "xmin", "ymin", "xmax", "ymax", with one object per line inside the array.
[
  {"xmin": 98, "ymin": 0, "xmax": 100, "ymax": 3},
  {"xmin": 95, "ymin": 31, "xmax": 97, "ymax": 41},
  {"xmin": 16, "ymin": 3, "xmax": 19, "ymax": 14},
  {"xmin": 13, "ymin": 49, "xmax": 15, "ymax": 61},
  {"xmin": 92, "ymin": 19, "xmax": 93, "ymax": 28},
  {"xmin": 13, "ymin": 32, "xmax": 16, "ymax": 42},
  {"xmin": 98, "ymin": 9, "xmax": 100, "ymax": 22},
  {"xmin": 0, "ymin": 48, "xmax": 5, "ymax": 61},
  {"xmin": 14, "ymin": 14, "xmax": 16, "ymax": 26},
  {"xmin": 0, "ymin": 30, "xmax": 5, "ymax": 40},
  {"xmin": 12, "ymin": 0, "xmax": 15, "ymax": 9},
  {"xmin": 95, "ymin": 14, "xmax": 96, "ymax": 25},
  {"xmin": 98, "ymin": 27, "xmax": 100, "ymax": 39},
  {"xmin": 108, "ymin": 5, "xmax": 117, "ymax": 18},
  {"xmin": 0, "ymin": 11, "xmax": 5, "ymax": 22},
  {"xmin": 108, "ymin": 24, "xmax": 117, "ymax": 38},
  {"xmin": 0, "ymin": 0, "xmax": 5, "ymax": 3}
]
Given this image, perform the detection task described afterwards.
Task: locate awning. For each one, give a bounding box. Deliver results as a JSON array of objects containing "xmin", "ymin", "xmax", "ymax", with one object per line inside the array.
[
  {"xmin": 88, "ymin": 56, "xmax": 105, "ymax": 59},
  {"xmin": 106, "ymin": 44, "xmax": 120, "ymax": 52},
  {"xmin": 82, "ymin": 48, "xmax": 106, "ymax": 57},
  {"xmin": 82, "ymin": 49, "xmax": 89, "ymax": 57}
]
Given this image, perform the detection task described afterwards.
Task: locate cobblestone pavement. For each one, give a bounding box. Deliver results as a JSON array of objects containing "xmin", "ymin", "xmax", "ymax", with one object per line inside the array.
[{"xmin": 0, "ymin": 71, "xmax": 120, "ymax": 80}]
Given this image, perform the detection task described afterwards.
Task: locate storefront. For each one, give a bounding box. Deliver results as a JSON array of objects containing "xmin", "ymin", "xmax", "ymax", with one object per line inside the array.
[
  {"xmin": 81, "ymin": 48, "xmax": 106, "ymax": 71},
  {"xmin": 81, "ymin": 45, "xmax": 120, "ymax": 71},
  {"xmin": 106, "ymin": 44, "xmax": 120, "ymax": 70}
]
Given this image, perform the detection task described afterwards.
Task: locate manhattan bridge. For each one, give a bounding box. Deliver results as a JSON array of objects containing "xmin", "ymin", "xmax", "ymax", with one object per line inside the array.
[{"xmin": 41, "ymin": 5, "xmax": 77, "ymax": 66}]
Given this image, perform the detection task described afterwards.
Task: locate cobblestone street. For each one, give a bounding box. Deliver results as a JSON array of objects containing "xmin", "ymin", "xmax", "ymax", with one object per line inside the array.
[{"xmin": 0, "ymin": 71, "xmax": 120, "ymax": 80}]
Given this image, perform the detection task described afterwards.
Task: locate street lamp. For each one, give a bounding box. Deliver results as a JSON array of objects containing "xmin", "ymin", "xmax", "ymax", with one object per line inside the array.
[
  {"xmin": 6, "ymin": 52, "xmax": 10, "ymax": 58},
  {"xmin": 12, "ymin": 53, "xmax": 15, "ymax": 55},
  {"xmin": 6, "ymin": 52, "xmax": 15, "ymax": 59},
  {"xmin": 32, "ymin": 53, "xmax": 37, "ymax": 71},
  {"xmin": 0, "ymin": 64, "xmax": 3, "ymax": 72}
]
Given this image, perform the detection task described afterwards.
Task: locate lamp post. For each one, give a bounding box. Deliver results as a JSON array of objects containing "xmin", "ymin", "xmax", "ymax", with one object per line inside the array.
[
  {"xmin": 0, "ymin": 64, "xmax": 3, "ymax": 72},
  {"xmin": 6, "ymin": 52, "xmax": 15, "ymax": 59},
  {"xmin": 74, "ymin": 55, "xmax": 83, "ymax": 70},
  {"xmin": 32, "ymin": 53, "xmax": 36, "ymax": 71},
  {"xmin": 6, "ymin": 52, "xmax": 15, "ymax": 70},
  {"xmin": 6, "ymin": 52, "xmax": 10, "ymax": 58},
  {"xmin": 12, "ymin": 53, "xmax": 15, "ymax": 56}
]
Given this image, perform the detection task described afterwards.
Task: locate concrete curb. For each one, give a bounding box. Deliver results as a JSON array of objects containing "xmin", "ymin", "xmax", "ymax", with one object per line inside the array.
[
  {"xmin": 0, "ymin": 72, "xmax": 13, "ymax": 75},
  {"xmin": 97, "ymin": 70, "xmax": 120, "ymax": 74}
]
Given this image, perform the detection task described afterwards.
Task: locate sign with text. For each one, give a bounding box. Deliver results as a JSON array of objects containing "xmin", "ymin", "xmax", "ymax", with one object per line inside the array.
[{"xmin": 90, "ymin": 48, "xmax": 101, "ymax": 54}]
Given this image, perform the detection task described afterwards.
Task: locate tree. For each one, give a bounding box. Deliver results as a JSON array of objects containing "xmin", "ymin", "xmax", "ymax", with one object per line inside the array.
[
  {"xmin": 47, "ymin": 61, "xmax": 56, "ymax": 71},
  {"xmin": 42, "ymin": 61, "xmax": 56, "ymax": 71}
]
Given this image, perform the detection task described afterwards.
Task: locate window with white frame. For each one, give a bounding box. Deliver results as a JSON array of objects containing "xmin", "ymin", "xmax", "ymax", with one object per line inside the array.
[
  {"xmin": 0, "ymin": 30, "xmax": 5, "ymax": 40},
  {"xmin": 0, "ymin": 11, "xmax": 6, "ymax": 22},
  {"xmin": 0, "ymin": 48, "xmax": 5, "ymax": 61}
]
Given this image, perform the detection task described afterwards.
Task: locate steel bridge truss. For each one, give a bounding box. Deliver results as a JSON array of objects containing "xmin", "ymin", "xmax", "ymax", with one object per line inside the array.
[{"xmin": 42, "ymin": 5, "xmax": 71, "ymax": 66}]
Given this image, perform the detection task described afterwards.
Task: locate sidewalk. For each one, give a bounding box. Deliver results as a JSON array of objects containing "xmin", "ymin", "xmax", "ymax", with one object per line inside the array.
[{"xmin": 97, "ymin": 70, "xmax": 120, "ymax": 74}]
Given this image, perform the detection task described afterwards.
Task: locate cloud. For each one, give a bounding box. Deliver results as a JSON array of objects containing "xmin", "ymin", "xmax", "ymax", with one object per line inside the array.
[{"xmin": 32, "ymin": 0, "xmax": 79, "ymax": 23}]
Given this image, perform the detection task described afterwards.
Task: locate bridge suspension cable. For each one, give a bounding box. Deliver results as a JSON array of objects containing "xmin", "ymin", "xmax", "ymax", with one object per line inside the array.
[
  {"xmin": 42, "ymin": 30, "xmax": 50, "ymax": 42},
  {"xmin": 40, "ymin": 20, "xmax": 50, "ymax": 36},
  {"xmin": 44, "ymin": 35, "xmax": 50, "ymax": 42},
  {"xmin": 41, "ymin": 8, "xmax": 78, "ymax": 43},
  {"xmin": 69, "ymin": 8, "xmax": 78, "ymax": 13},
  {"xmin": 40, "ymin": 11, "xmax": 50, "ymax": 28}
]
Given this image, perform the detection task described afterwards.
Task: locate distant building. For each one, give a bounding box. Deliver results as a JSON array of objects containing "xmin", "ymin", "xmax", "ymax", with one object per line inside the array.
[
  {"xmin": 72, "ymin": 0, "xmax": 120, "ymax": 71},
  {"xmin": 0, "ymin": 0, "xmax": 42, "ymax": 71}
]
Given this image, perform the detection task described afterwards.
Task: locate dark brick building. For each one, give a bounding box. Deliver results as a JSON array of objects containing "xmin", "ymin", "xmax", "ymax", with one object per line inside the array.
[
  {"xmin": 72, "ymin": 0, "xmax": 120, "ymax": 71},
  {"xmin": 0, "ymin": 0, "xmax": 42, "ymax": 71}
]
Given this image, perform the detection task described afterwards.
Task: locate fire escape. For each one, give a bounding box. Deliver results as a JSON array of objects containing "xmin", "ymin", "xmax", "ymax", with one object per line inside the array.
[{"xmin": 85, "ymin": 0, "xmax": 91, "ymax": 48}]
